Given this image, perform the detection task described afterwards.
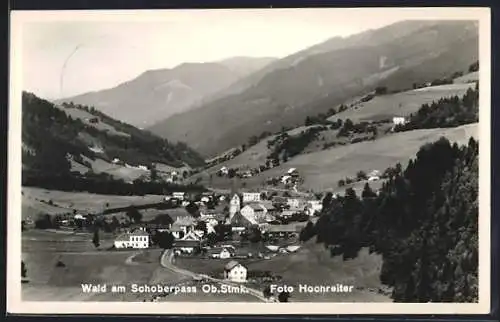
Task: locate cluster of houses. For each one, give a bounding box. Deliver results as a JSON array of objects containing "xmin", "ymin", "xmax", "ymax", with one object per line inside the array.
[{"xmin": 111, "ymin": 188, "xmax": 323, "ymax": 259}]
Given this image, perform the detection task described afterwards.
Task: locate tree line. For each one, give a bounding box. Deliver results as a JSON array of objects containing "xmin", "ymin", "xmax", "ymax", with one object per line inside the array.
[
  {"xmin": 302, "ymin": 137, "xmax": 478, "ymax": 302},
  {"xmin": 22, "ymin": 170, "xmax": 206, "ymax": 196},
  {"xmin": 395, "ymin": 83, "xmax": 479, "ymax": 132}
]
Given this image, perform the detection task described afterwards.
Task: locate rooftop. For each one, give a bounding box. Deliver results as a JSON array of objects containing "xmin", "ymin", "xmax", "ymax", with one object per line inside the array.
[{"xmin": 224, "ymin": 260, "xmax": 241, "ymax": 271}]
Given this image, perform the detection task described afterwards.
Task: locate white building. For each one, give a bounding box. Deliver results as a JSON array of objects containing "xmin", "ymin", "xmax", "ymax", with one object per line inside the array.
[
  {"xmin": 209, "ymin": 248, "xmax": 233, "ymax": 259},
  {"xmin": 114, "ymin": 231, "xmax": 149, "ymax": 249},
  {"xmin": 240, "ymin": 204, "xmax": 266, "ymax": 224},
  {"xmin": 281, "ymin": 175, "xmax": 292, "ymax": 184},
  {"xmin": 287, "ymin": 198, "xmax": 301, "ymax": 209},
  {"xmin": 392, "ymin": 117, "xmax": 407, "ymax": 126},
  {"xmin": 219, "ymin": 166, "xmax": 229, "ymax": 175},
  {"xmin": 242, "ymin": 192, "xmax": 261, "ymax": 203},
  {"xmin": 172, "ymin": 192, "xmax": 186, "ymax": 200},
  {"xmin": 224, "ymin": 261, "xmax": 247, "ymax": 282},
  {"xmin": 306, "ymin": 200, "xmax": 323, "ymax": 216}
]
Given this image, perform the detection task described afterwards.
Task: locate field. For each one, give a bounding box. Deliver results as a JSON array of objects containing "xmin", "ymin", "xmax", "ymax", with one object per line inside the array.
[
  {"xmin": 204, "ymin": 123, "xmax": 478, "ymax": 192},
  {"xmin": 176, "ymin": 240, "xmax": 391, "ymax": 302},
  {"xmin": 327, "ymin": 83, "xmax": 475, "ymax": 123},
  {"xmin": 245, "ymin": 241, "xmax": 391, "ymax": 302},
  {"xmin": 453, "ymin": 71, "xmax": 479, "ymax": 84},
  {"xmin": 55, "ymin": 105, "xmax": 131, "ymax": 138},
  {"xmin": 21, "ymin": 230, "xmax": 188, "ymax": 301},
  {"xmin": 204, "ymin": 125, "xmax": 321, "ymax": 171},
  {"xmin": 21, "ymin": 187, "xmax": 166, "ymax": 219}
]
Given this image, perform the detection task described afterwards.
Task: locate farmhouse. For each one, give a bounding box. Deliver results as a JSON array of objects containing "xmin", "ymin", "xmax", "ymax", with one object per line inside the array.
[
  {"xmin": 173, "ymin": 240, "xmax": 201, "ymax": 255},
  {"xmin": 180, "ymin": 229, "xmax": 204, "ymax": 241},
  {"xmin": 114, "ymin": 230, "xmax": 150, "ymax": 249},
  {"xmin": 208, "ymin": 247, "xmax": 233, "ymax": 259},
  {"xmin": 224, "ymin": 261, "xmax": 247, "ymax": 283},
  {"xmin": 267, "ymin": 224, "xmax": 301, "ymax": 238},
  {"xmin": 242, "ymin": 192, "xmax": 261, "ymax": 203},
  {"xmin": 392, "ymin": 116, "xmax": 407, "ymax": 126},
  {"xmin": 281, "ymin": 175, "xmax": 292, "ymax": 184},
  {"xmin": 305, "ymin": 200, "xmax": 323, "ymax": 216},
  {"xmin": 170, "ymin": 216, "xmax": 195, "ymax": 239},
  {"xmin": 287, "ymin": 198, "xmax": 303, "ymax": 210},
  {"xmin": 173, "ymin": 192, "xmax": 186, "ymax": 200}
]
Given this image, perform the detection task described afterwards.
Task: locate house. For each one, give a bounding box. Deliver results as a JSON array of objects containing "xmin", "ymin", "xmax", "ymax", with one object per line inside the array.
[
  {"xmin": 111, "ymin": 158, "xmax": 120, "ymax": 164},
  {"xmin": 173, "ymin": 240, "xmax": 201, "ymax": 255},
  {"xmin": 368, "ymin": 176, "xmax": 380, "ymax": 182},
  {"xmin": 280, "ymin": 210, "xmax": 296, "ymax": 218},
  {"xmin": 201, "ymin": 196, "xmax": 210, "ymax": 203},
  {"xmin": 242, "ymin": 192, "xmax": 261, "ymax": 203},
  {"xmin": 170, "ymin": 216, "xmax": 195, "ymax": 239},
  {"xmin": 224, "ymin": 261, "xmax": 247, "ymax": 282},
  {"xmin": 287, "ymin": 198, "xmax": 302, "ymax": 209},
  {"xmin": 88, "ymin": 117, "xmax": 99, "ymax": 124},
  {"xmin": 240, "ymin": 204, "xmax": 267, "ymax": 224},
  {"xmin": 287, "ymin": 168, "xmax": 297, "ymax": 175},
  {"xmin": 241, "ymin": 170, "xmax": 253, "ymax": 178},
  {"xmin": 229, "ymin": 194, "xmax": 241, "ymax": 219},
  {"xmin": 272, "ymin": 196, "xmax": 288, "ymax": 205},
  {"xmin": 267, "ymin": 224, "xmax": 301, "ymax": 238},
  {"xmin": 173, "ymin": 192, "xmax": 186, "ymax": 200},
  {"xmin": 305, "ymin": 200, "xmax": 323, "ymax": 216},
  {"xmin": 281, "ymin": 175, "xmax": 292, "ymax": 184},
  {"xmin": 219, "ymin": 166, "xmax": 229, "ymax": 175},
  {"xmin": 392, "ymin": 117, "xmax": 407, "ymax": 126},
  {"xmin": 208, "ymin": 247, "xmax": 233, "ymax": 259},
  {"xmin": 114, "ymin": 230, "xmax": 150, "ymax": 249},
  {"xmin": 230, "ymin": 211, "xmax": 257, "ymax": 228},
  {"xmin": 180, "ymin": 229, "xmax": 204, "ymax": 241}
]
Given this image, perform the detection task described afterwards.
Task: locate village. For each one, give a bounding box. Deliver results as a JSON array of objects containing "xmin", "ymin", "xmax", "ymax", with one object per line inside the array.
[
  {"xmin": 23, "ymin": 168, "xmax": 327, "ymax": 289},
  {"xmin": 112, "ymin": 168, "xmax": 324, "ymax": 284}
]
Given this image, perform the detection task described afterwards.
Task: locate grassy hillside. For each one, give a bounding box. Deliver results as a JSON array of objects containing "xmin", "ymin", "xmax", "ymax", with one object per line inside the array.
[
  {"xmin": 327, "ymin": 83, "xmax": 475, "ymax": 123},
  {"xmin": 21, "ymin": 187, "xmax": 165, "ymax": 219},
  {"xmin": 149, "ymin": 21, "xmax": 478, "ymax": 157},
  {"xmin": 194, "ymin": 123, "xmax": 477, "ymax": 192},
  {"xmin": 22, "ymin": 92, "xmax": 207, "ymax": 191}
]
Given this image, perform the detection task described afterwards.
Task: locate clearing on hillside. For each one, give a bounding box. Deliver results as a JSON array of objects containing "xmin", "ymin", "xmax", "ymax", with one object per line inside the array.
[
  {"xmin": 215, "ymin": 123, "xmax": 478, "ymax": 192},
  {"xmin": 328, "ymin": 83, "xmax": 475, "ymax": 123}
]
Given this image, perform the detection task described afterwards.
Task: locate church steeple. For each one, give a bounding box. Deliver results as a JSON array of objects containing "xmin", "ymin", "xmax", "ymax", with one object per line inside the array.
[{"xmin": 229, "ymin": 193, "xmax": 241, "ymax": 219}]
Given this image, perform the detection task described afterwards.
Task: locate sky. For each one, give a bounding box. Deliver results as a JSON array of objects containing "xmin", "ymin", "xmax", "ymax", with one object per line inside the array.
[{"xmin": 17, "ymin": 9, "xmax": 410, "ymax": 99}]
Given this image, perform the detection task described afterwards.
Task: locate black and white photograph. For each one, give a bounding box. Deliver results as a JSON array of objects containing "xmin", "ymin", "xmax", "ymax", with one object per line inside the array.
[{"xmin": 7, "ymin": 7, "xmax": 491, "ymax": 315}]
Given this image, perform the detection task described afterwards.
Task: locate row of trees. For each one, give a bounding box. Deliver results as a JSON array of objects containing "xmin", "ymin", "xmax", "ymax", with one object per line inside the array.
[
  {"xmin": 268, "ymin": 126, "xmax": 326, "ymax": 163},
  {"xmin": 306, "ymin": 137, "xmax": 479, "ymax": 302}
]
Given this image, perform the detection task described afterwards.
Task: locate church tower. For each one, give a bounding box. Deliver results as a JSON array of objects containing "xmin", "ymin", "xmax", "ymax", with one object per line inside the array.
[{"xmin": 229, "ymin": 194, "xmax": 241, "ymax": 219}]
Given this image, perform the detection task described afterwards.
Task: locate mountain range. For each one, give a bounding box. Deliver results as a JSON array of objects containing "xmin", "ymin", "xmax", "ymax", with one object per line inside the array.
[
  {"xmin": 56, "ymin": 57, "xmax": 276, "ymax": 127},
  {"xmin": 55, "ymin": 20, "xmax": 479, "ymax": 158}
]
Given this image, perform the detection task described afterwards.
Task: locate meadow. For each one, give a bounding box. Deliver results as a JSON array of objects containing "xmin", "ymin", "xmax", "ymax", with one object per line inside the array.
[{"xmin": 327, "ymin": 82, "xmax": 475, "ymax": 123}]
